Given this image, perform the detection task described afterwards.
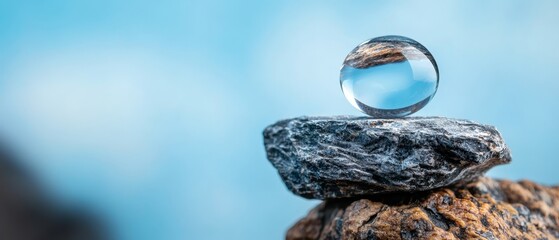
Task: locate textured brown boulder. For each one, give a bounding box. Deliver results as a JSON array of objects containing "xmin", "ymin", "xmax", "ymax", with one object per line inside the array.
[{"xmin": 287, "ymin": 177, "xmax": 559, "ymax": 240}]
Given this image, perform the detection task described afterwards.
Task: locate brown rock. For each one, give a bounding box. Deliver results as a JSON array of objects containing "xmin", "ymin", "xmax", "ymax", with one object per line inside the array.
[{"xmin": 287, "ymin": 177, "xmax": 559, "ymax": 240}]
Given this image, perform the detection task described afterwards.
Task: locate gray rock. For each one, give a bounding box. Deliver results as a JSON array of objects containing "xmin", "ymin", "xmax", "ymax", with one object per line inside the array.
[{"xmin": 263, "ymin": 116, "xmax": 511, "ymax": 199}]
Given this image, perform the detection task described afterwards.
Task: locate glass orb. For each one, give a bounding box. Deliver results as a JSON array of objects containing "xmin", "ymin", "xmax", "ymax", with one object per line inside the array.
[{"xmin": 340, "ymin": 35, "xmax": 439, "ymax": 118}]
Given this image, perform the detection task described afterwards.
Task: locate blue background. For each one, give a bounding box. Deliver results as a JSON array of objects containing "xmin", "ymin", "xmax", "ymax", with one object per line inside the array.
[{"xmin": 0, "ymin": 1, "xmax": 558, "ymax": 239}]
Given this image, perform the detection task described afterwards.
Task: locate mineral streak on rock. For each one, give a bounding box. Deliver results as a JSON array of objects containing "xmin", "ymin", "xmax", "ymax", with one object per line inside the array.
[
  {"xmin": 286, "ymin": 177, "xmax": 559, "ymax": 240},
  {"xmin": 343, "ymin": 35, "xmax": 438, "ymax": 69},
  {"xmin": 263, "ymin": 116, "xmax": 511, "ymax": 199}
]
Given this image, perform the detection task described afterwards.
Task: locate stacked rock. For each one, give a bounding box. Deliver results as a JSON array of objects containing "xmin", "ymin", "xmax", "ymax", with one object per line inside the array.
[{"xmin": 263, "ymin": 116, "xmax": 559, "ymax": 239}]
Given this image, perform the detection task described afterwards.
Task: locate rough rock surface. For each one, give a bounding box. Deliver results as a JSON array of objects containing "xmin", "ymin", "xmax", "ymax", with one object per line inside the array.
[
  {"xmin": 287, "ymin": 177, "xmax": 559, "ymax": 240},
  {"xmin": 263, "ymin": 116, "xmax": 511, "ymax": 199}
]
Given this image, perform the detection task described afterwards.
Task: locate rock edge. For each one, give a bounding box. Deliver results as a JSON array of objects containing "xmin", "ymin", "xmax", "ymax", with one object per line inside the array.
[
  {"xmin": 287, "ymin": 177, "xmax": 559, "ymax": 240},
  {"xmin": 263, "ymin": 116, "xmax": 511, "ymax": 199}
]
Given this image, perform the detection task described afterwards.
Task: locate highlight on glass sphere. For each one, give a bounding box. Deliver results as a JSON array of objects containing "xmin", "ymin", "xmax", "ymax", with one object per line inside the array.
[{"xmin": 340, "ymin": 35, "xmax": 439, "ymax": 118}]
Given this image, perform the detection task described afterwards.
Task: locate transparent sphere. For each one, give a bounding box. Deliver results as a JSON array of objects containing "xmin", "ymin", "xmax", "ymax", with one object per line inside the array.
[{"xmin": 340, "ymin": 35, "xmax": 439, "ymax": 118}]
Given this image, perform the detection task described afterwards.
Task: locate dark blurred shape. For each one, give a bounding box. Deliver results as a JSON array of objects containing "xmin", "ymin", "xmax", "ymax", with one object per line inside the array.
[{"xmin": 0, "ymin": 142, "xmax": 110, "ymax": 240}]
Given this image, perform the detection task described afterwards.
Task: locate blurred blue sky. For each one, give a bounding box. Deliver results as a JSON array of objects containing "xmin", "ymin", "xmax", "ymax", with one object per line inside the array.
[{"xmin": 0, "ymin": 0, "xmax": 558, "ymax": 239}]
